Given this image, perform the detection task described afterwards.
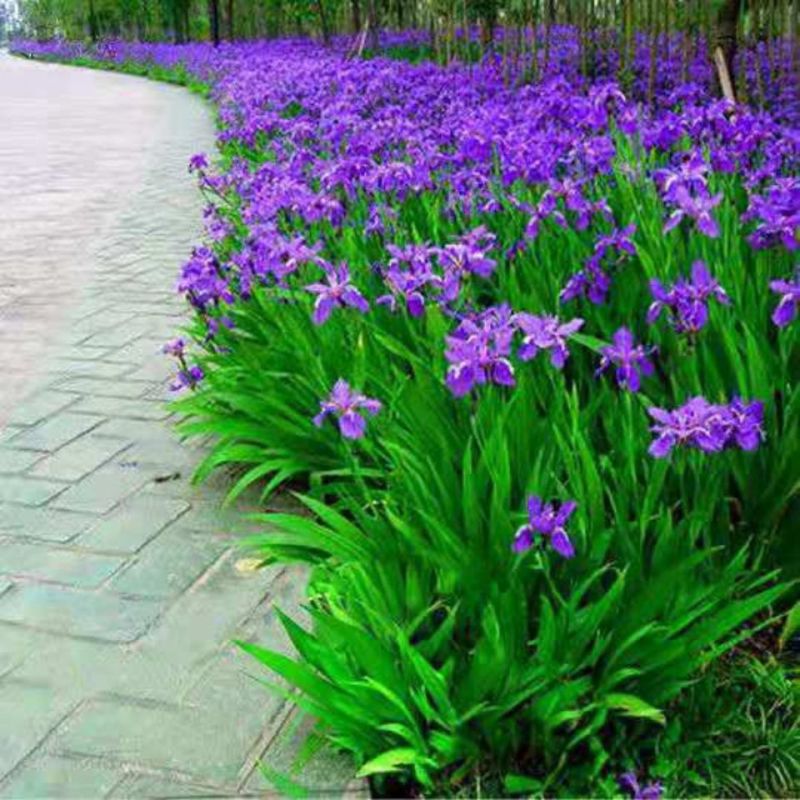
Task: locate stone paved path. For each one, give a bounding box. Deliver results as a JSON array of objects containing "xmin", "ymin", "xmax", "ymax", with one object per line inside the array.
[{"xmin": 0, "ymin": 53, "xmax": 356, "ymax": 797}]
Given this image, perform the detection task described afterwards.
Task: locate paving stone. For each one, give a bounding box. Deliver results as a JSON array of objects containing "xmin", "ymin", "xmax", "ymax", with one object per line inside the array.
[
  {"xmin": 110, "ymin": 527, "xmax": 227, "ymax": 598},
  {"xmin": 50, "ymin": 463, "xmax": 155, "ymax": 515},
  {"xmin": 0, "ymin": 448, "xmax": 44, "ymax": 474},
  {"xmin": 0, "ymin": 506, "xmax": 97, "ymax": 543},
  {"xmin": 0, "ymin": 426, "xmax": 26, "ymax": 446},
  {"xmin": 0, "ymin": 584, "xmax": 162, "ymax": 642},
  {"xmin": 56, "ymin": 345, "xmax": 117, "ymax": 362},
  {"xmin": 92, "ymin": 416, "xmax": 181, "ymax": 443},
  {"xmin": 78, "ymin": 494, "xmax": 189, "ymax": 552},
  {"xmin": 0, "ymin": 541, "xmax": 125, "ymax": 588},
  {"xmin": 109, "ymin": 774, "xmax": 225, "ymax": 798},
  {"xmin": 48, "ymin": 359, "xmax": 133, "ymax": 380},
  {"xmin": 141, "ymin": 556, "xmax": 280, "ymax": 669},
  {"xmin": 7, "ymin": 413, "xmax": 105, "ymax": 453},
  {"xmin": 29, "ymin": 435, "xmax": 130, "ymax": 482},
  {"xmin": 114, "ymin": 437, "xmax": 203, "ymax": 471},
  {"xmin": 54, "ymin": 377, "xmax": 150, "ymax": 400},
  {"xmin": 79, "ymin": 323, "xmax": 153, "ymax": 348},
  {"xmin": 0, "ymin": 754, "xmax": 124, "ymax": 798},
  {"xmin": 71, "ymin": 396, "xmax": 170, "ymax": 421},
  {"xmin": 6, "ymin": 392, "xmax": 76, "ymax": 427},
  {"xmin": 49, "ymin": 697, "xmax": 271, "ymax": 787},
  {"xmin": 0, "ymin": 624, "xmax": 52, "ymax": 679},
  {"xmin": 0, "ymin": 476, "xmax": 69, "ymax": 506},
  {"xmin": 0, "ymin": 682, "xmax": 77, "ymax": 780},
  {"xmin": 103, "ymin": 339, "xmax": 174, "ymax": 367}
]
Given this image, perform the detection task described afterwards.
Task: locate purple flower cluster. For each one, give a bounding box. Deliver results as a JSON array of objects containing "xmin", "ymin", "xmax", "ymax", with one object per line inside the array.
[
  {"xmin": 657, "ymin": 151, "xmax": 723, "ymax": 238},
  {"xmin": 445, "ymin": 305, "xmax": 517, "ymax": 396},
  {"xmin": 445, "ymin": 306, "xmax": 584, "ymax": 396},
  {"xmin": 163, "ymin": 338, "xmax": 205, "ymax": 392},
  {"xmin": 376, "ymin": 227, "xmax": 497, "ymax": 316},
  {"xmin": 513, "ymin": 496, "xmax": 578, "ymax": 559},
  {"xmin": 561, "ymin": 224, "xmax": 637, "ymax": 305},
  {"xmin": 743, "ymin": 178, "xmax": 799, "ymax": 252},
  {"xmin": 647, "ymin": 260, "xmax": 730, "ymax": 334},
  {"xmin": 648, "ymin": 396, "xmax": 764, "ymax": 458}
]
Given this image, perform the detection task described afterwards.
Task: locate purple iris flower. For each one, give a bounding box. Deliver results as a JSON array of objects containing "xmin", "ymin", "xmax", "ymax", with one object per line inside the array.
[
  {"xmin": 562, "ymin": 224, "xmax": 636, "ymax": 306},
  {"xmin": 313, "ymin": 379, "xmax": 382, "ymax": 440},
  {"xmin": 618, "ymin": 772, "xmax": 663, "ymax": 800},
  {"xmin": 648, "ymin": 396, "xmax": 764, "ymax": 458},
  {"xmin": 744, "ymin": 178, "xmax": 799, "ymax": 252},
  {"xmin": 437, "ymin": 226, "xmax": 497, "ymax": 279},
  {"xmin": 769, "ymin": 274, "xmax": 799, "ymax": 327},
  {"xmin": 654, "ymin": 150, "xmax": 710, "ymax": 202},
  {"xmin": 514, "ymin": 313, "xmax": 584, "ymax": 368},
  {"xmin": 663, "ymin": 186, "xmax": 723, "ymax": 238},
  {"xmin": 596, "ymin": 328, "xmax": 656, "ymax": 392},
  {"xmin": 513, "ymin": 496, "xmax": 578, "ymax": 559},
  {"xmin": 163, "ymin": 338, "xmax": 186, "ymax": 358},
  {"xmin": 445, "ymin": 305, "xmax": 516, "ymax": 397},
  {"xmin": 647, "ymin": 261, "xmax": 731, "ymax": 333},
  {"xmin": 305, "ymin": 262, "xmax": 369, "ymax": 325},
  {"xmin": 560, "ymin": 264, "xmax": 612, "ymax": 305},
  {"xmin": 590, "ymin": 224, "xmax": 637, "ymax": 263},
  {"xmin": 188, "ymin": 153, "xmax": 208, "ymax": 172},
  {"xmin": 376, "ymin": 243, "xmax": 438, "ymax": 316},
  {"xmin": 170, "ymin": 365, "xmax": 204, "ymax": 392}
]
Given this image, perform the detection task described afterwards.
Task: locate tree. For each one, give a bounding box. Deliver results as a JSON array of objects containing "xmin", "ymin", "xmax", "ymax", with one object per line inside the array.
[
  {"xmin": 714, "ymin": 0, "xmax": 741, "ymax": 100},
  {"xmin": 208, "ymin": 0, "xmax": 219, "ymax": 44}
]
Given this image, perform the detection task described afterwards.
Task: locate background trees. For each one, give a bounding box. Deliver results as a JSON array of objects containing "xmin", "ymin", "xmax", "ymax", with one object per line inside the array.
[{"xmin": 12, "ymin": 0, "xmax": 800, "ymax": 101}]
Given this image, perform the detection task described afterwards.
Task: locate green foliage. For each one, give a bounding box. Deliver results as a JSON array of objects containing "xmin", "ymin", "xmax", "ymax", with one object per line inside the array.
[
  {"xmin": 653, "ymin": 657, "xmax": 800, "ymax": 798},
  {"xmin": 30, "ymin": 43, "xmax": 798, "ymax": 798}
]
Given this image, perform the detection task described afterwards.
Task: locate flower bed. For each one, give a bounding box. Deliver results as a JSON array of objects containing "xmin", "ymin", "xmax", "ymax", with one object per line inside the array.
[{"xmin": 11, "ymin": 33, "xmax": 799, "ymax": 797}]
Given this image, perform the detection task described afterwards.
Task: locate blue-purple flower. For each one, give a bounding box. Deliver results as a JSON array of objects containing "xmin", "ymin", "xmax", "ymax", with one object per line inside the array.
[
  {"xmin": 648, "ymin": 396, "xmax": 765, "ymax": 458},
  {"xmin": 663, "ymin": 186, "xmax": 723, "ymax": 238},
  {"xmin": 647, "ymin": 261, "xmax": 730, "ymax": 333},
  {"xmin": 597, "ymin": 328, "xmax": 656, "ymax": 392},
  {"xmin": 163, "ymin": 338, "xmax": 187, "ymax": 358},
  {"xmin": 618, "ymin": 772, "xmax": 663, "ymax": 800},
  {"xmin": 305, "ymin": 261, "xmax": 369, "ymax": 325},
  {"xmin": 445, "ymin": 305, "xmax": 516, "ymax": 396},
  {"xmin": 188, "ymin": 153, "xmax": 208, "ymax": 173},
  {"xmin": 313, "ymin": 379, "xmax": 382, "ymax": 440},
  {"xmin": 769, "ymin": 273, "xmax": 799, "ymax": 327},
  {"xmin": 514, "ymin": 313, "xmax": 584, "ymax": 368},
  {"xmin": 561, "ymin": 224, "xmax": 636, "ymax": 305},
  {"xmin": 743, "ymin": 178, "xmax": 799, "ymax": 252},
  {"xmin": 436, "ymin": 226, "xmax": 498, "ymax": 280},
  {"xmin": 170, "ymin": 365, "xmax": 204, "ymax": 392},
  {"xmin": 513, "ymin": 496, "xmax": 578, "ymax": 559},
  {"xmin": 376, "ymin": 243, "xmax": 438, "ymax": 316}
]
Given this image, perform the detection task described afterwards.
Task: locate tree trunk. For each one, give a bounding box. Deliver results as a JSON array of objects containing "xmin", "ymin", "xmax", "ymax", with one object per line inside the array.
[
  {"xmin": 366, "ymin": 0, "xmax": 379, "ymax": 51},
  {"xmin": 479, "ymin": 0, "xmax": 498, "ymax": 48},
  {"xmin": 316, "ymin": 0, "xmax": 330, "ymax": 43},
  {"xmin": 351, "ymin": 0, "xmax": 361, "ymax": 33},
  {"xmin": 208, "ymin": 0, "xmax": 220, "ymax": 45},
  {"xmin": 87, "ymin": 0, "xmax": 98, "ymax": 41},
  {"xmin": 714, "ymin": 0, "xmax": 741, "ymax": 97},
  {"xmin": 227, "ymin": 0, "xmax": 234, "ymax": 39},
  {"xmin": 173, "ymin": 1, "xmax": 184, "ymax": 43}
]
